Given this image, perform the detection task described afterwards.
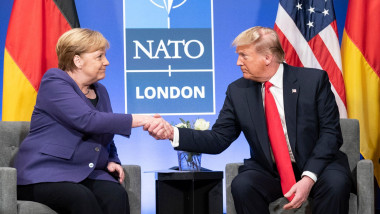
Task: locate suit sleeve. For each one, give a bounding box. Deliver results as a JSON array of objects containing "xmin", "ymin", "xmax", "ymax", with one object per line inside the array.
[
  {"xmin": 303, "ymin": 71, "xmax": 343, "ymax": 176},
  {"xmin": 176, "ymin": 85, "xmax": 241, "ymax": 154},
  {"xmin": 108, "ymin": 140, "xmax": 121, "ymax": 164},
  {"xmin": 36, "ymin": 71, "xmax": 132, "ymax": 136}
]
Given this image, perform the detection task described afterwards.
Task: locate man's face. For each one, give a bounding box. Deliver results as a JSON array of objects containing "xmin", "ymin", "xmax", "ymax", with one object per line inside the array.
[{"xmin": 236, "ymin": 44, "xmax": 271, "ymax": 82}]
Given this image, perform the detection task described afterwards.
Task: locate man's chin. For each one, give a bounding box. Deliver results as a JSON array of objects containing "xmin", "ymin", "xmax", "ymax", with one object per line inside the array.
[
  {"xmin": 242, "ymin": 73, "xmax": 250, "ymax": 79},
  {"xmin": 242, "ymin": 74, "xmax": 257, "ymax": 82}
]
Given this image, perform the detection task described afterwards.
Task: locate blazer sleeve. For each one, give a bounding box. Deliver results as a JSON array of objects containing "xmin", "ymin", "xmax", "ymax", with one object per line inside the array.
[
  {"xmin": 36, "ymin": 70, "xmax": 132, "ymax": 136},
  {"xmin": 108, "ymin": 140, "xmax": 121, "ymax": 164},
  {"xmin": 303, "ymin": 71, "xmax": 343, "ymax": 176},
  {"xmin": 176, "ymin": 85, "xmax": 241, "ymax": 154}
]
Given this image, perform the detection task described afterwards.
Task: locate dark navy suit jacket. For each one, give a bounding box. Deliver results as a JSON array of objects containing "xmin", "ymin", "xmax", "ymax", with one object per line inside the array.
[
  {"xmin": 177, "ymin": 63, "xmax": 350, "ymax": 178},
  {"xmin": 14, "ymin": 68, "xmax": 133, "ymax": 185}
]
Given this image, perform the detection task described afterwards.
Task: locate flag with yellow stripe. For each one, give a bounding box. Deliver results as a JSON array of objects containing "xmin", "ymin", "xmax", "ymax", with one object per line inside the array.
[
  {"xmin": 342, "ymin": 0, "xmax": 380, "ymax": 184},
  {"xmin": 2, "ymin": 0, "xmax": 80, "ymax": 121}
]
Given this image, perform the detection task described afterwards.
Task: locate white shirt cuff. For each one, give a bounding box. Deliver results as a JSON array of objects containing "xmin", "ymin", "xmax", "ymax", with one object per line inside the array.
[
  {"xmin": 170, "ymin": 126, "xmax": 179, "ymax": 148},
  {"xmin": 301, "ymin": 171, "xmax": 317, "ymax": 182}
]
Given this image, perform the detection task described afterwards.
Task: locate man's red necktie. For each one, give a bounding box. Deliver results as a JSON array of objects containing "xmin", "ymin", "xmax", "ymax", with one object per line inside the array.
[{"xmin": 264, "ymin": 81, "xmax": 296, "ymax": 201}]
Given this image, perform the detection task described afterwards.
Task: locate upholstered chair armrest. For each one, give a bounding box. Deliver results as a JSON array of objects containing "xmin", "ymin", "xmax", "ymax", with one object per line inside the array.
[
  {"xmin": 122, "ymin": 165, "xmax": 141, "ymax": 214},
  {"xmin": 357, "ymin": 159, "xmax": 374, "ymax": 214},
  {"xmin": 0, "ymin": 167, "xmax": 17, "ymax": 214},
  {"xmin": 226, "ymin": 163, "xmax": 243, "ymax": 214}
]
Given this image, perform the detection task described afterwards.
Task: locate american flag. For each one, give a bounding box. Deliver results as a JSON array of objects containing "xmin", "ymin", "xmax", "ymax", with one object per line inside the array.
[{"xmin": 274, "ymin": 0, "xmax": 347, "ymax": 118}]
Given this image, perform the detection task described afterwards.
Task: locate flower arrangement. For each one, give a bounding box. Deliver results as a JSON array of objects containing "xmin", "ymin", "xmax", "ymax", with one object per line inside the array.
[
  {"xmin": 175, "ymin": 118, "xmax": 210, "ymax": 130},
  {"xmin": 175, "ymin": 118, "xmax": 210, "ymax": 171}
]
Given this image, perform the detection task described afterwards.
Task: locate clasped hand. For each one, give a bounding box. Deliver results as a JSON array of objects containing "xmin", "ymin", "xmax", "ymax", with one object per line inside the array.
[{"xmin": 139, "ymin": 114, "xmax": 173, "ymax": 140}]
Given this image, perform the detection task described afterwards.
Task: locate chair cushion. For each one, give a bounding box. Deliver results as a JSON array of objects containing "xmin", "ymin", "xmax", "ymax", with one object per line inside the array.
[
  {"xmin": 0, "ymin": 122, "xmax": 30, "ymax": 167},
  {"xmin": 269, "ymin": 197, "xmax": 311, "ymax": 214},
  {"xmin": 17, "ymin": 200, "xmax": 57, "ymax": 214},
  {"xmin": 348, "ymin": 193, "xmax": 357, "ymax": 214},
  {"xmin": 268, "ymin": 193, "xmax": 357, "ymax": 214}
]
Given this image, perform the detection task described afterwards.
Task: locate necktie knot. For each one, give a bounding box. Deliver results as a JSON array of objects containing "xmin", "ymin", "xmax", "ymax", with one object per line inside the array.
[{"xmin": 265, "ymin": 81, "xmax": 273, "ymax": 91}]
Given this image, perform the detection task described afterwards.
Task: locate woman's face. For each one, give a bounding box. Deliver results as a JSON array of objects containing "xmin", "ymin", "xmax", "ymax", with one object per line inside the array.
[{"xmin": 76, "ymin": 49, "xmax": 109, "ymax": 82}]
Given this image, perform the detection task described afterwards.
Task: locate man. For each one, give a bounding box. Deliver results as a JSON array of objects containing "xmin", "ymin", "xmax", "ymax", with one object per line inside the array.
[{"xmin": 146, "ymin": 26, "xmax": 352, "ymax": 214}]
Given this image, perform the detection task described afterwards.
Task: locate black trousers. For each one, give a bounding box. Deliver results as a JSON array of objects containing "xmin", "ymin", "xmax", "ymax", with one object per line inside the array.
[
  {"xmin": 231, "ymin": 163, "xmax": 351, "ymax": 214},
  {"xmin": 17, "ymin": 178, "xmax": 130, "ymax": 214}
]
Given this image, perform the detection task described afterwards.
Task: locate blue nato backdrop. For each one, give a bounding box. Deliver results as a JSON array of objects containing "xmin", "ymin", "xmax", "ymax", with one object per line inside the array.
[
  {"xmin": 125, "ymin": 1, "xmax": 214, "ymax": 114},
  {"xmin": 0, "ymin": 0, "xmax": 349, "ymax": 213}
]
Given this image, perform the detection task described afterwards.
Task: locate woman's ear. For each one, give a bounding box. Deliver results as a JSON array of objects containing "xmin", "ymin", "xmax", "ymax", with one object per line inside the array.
[{"xmin": 73, "ymin": 55, "xmax": 81, "ymax": 69}]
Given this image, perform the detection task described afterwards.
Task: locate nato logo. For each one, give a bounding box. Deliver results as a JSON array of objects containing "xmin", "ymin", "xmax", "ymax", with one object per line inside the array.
[{"xmin": 124, "ymin": 0, "xmax": 215, "ymax": 115}]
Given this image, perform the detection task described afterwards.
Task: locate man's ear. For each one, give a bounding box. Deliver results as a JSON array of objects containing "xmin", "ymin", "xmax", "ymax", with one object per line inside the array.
[
  {"xmin": 264, "ymin": 54, "xmax": 273, "ymax": 66},
  {"xmin": 73, "ymin": 55, "xmax": 81, "ymax": 69}
]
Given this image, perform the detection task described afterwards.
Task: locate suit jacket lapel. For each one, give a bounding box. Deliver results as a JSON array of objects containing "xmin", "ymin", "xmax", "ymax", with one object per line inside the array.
[
  {"xmin": 65, "ymin": 71, "xmax": 97, "ymax": 110},
  {"xmin": 245, "ymin": 81, "xmax": 273, "ymax": 167},
  {"xmin": 283, "ymin": 64, "xmax": 298, "ymax": 155}
]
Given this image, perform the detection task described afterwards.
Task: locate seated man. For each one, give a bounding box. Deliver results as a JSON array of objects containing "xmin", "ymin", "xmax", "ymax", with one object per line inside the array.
[{"xmin": 147, "ymin": 26, "xmax": 352, "ymax": 214}]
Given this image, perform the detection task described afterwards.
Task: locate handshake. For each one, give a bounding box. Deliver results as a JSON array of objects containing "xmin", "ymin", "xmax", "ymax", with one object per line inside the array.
[{"xmin": 132, "ymin": 114, "xmax": 174, "ymax": 140}]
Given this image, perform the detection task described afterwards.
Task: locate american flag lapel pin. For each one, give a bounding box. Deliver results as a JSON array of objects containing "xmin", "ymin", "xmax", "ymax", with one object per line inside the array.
[{"xmin": 292, "ymin": 89, "xmax": 297, "ymax": 93}]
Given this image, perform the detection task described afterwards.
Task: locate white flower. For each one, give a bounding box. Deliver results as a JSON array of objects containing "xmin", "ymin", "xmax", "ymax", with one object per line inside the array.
[
  {"xmin": 175, "ymin": 123, "xmax": 188, "ymax": 128},
  {"xmin": 193, "ymin": 119, "xmax": 210, "ymax": 130}
]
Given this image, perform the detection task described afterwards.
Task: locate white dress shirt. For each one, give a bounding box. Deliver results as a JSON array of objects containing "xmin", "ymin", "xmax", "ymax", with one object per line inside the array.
[{"xmin": 171, "ymin": 63, "xmax": 317, "ymax": 182}]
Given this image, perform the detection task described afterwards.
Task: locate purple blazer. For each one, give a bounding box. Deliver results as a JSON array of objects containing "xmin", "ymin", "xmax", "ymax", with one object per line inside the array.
[{"xmin": 14, "ymin": 68, "xmax": 132, "ymax": 185}]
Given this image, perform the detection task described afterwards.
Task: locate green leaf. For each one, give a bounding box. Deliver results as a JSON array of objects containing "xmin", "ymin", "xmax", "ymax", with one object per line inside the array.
[{"xmin": 186, "ymin": 152, "xmax": 193, "ymax": 162}]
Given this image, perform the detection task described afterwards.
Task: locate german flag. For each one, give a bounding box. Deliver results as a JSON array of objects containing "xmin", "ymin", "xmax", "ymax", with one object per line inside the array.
[
  {"xmin": 342, "ymin": 1, "xmax": 380, "ymax": 184},
  {"xmin": 2, "ymin": 0, "xmax": 79, "ymax": 121}
]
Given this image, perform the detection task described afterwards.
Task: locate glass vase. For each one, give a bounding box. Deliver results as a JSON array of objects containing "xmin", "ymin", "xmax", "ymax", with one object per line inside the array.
[{"xmin": 177, "ymin": 151, "xmax": 202, "ymax": 171}]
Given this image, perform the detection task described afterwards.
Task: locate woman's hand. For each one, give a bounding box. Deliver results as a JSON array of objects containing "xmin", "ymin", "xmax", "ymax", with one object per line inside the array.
[
  {"xmin": 132, "ymin": 114, "xmax": 173, "ymax": 140},
  {"xmin": 131, "ymin": 114, "xmax": 155, "ymax": 127},
  {"xmin": 143, "ymin": 114, "xmax": 174, "ymax": 140},
  {"xmin": 107, "ymin": 161, "xmax": 125, "ymax": 183}
]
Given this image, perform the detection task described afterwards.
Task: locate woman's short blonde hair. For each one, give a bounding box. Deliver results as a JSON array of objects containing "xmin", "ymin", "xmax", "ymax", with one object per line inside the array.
[
  {"xmin": 56, "ymin": 28, "xmax": 110, "ymax": 71},
  {"xmin": 232, "ymin": 26, "xmax": 285, "ymax": 63}
]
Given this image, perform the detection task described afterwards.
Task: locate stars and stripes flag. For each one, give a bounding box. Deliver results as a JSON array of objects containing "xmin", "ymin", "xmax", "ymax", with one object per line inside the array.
[{"xmin": 274, "ymin": 0, "xmax": 347, "ymax": 118}]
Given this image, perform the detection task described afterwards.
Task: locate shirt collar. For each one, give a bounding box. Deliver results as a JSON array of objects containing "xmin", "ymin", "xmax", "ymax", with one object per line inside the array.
[{"xmin": 268, "ymin": 63, "xmax": 283, "ymax": 89}]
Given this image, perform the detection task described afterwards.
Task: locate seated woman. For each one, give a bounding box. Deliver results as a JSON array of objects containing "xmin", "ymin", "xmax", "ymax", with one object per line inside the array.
[{"xmin": 14, "ymin": 28, "xmax": 170, "ymax": 214}]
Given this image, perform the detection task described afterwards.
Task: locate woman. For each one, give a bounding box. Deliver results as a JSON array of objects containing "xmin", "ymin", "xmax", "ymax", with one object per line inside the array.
[{"xmin": 14, "ymin": 28, "xmax": 169, "ymax": 214}]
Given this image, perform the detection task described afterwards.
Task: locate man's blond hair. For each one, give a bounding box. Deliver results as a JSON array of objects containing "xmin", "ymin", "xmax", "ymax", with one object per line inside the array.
[{"xmin": 232, "ymin": 26, "xmax": 285, "ymax": 63}]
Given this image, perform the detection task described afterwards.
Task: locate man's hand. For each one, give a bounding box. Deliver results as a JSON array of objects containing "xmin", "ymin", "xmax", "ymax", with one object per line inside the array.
[
  {"xmin": 107, "ymin": 162, "xmax": 125, "ymax": 183},
  {"xmin": 283, "ymin": 176, "xmax": 315, "ymax": 210},
  {"xmin": 143, "ymin": 114, "xmax": 174, "ymax": 140}
]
